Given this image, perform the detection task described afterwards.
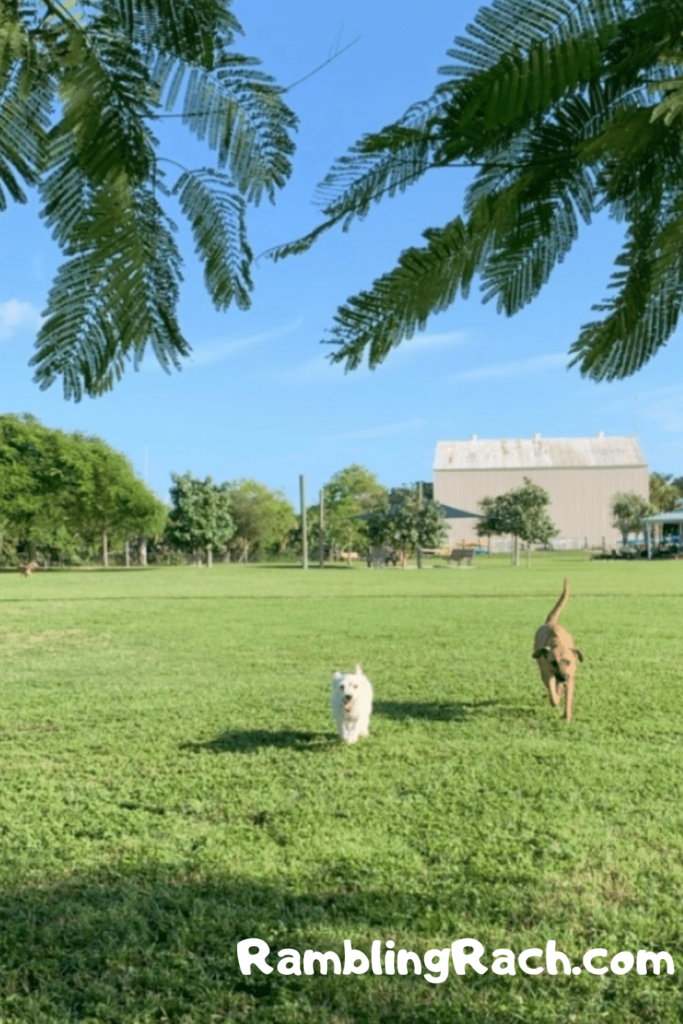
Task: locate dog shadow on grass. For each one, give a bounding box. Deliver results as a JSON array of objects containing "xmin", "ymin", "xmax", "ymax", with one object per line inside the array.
[
  {"xmin": 180, "ymin": 728, "xmax": 334, "ymax": 754},
  {"xmin": 373, "ymin": 699, "xmax": 498, "ymax": 722}
]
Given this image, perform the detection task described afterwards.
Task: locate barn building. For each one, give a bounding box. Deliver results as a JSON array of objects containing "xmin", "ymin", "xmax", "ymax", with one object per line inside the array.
[{"xmin": 433, "ymin": 433, "xmax": 649, "ymax": 551}]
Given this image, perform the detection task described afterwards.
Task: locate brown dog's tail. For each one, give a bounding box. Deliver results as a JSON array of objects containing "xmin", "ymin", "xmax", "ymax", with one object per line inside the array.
[{"xmin": 546, "ymin": 578, "xmax": 570, "ymax": 625}]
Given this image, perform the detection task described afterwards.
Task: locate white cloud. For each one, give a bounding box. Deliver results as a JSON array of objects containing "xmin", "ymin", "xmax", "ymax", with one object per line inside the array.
[
  {"xmin": 273, "ymin": 354, "xmax": 345, "ymax": 384},
  {"xmin": 638, "ymin": 386, "xmax": 683, "ymax": 434},
  {"xmin": 325, "ymin": 416, "xmax": 426, "ymax": 442},
  {"xmin": 0, "ymin": 300, "xmax": 42, "ymax": 340},
  {"xmin": 187, "ymin": 316, "xmax": 304, "ymax": 367},
  {"xmin": 596, "ymin": 384, "xmax": 683, "ymax": 434},
  {"xmin": 273, "ymin": 330, "xmax": 470, "ymax": 383},
  {"xmin": 448, "ymin": 352, "xmax": 569, "ymax": 382}
]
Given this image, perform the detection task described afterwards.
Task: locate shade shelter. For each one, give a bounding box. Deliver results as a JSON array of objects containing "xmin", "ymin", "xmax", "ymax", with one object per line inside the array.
[
  {"xmin": 439, "ymin": 503, "xmax": 481, "ymax": 521},
  {"xmin": 641, "ymin": 507, "xmax": 683, "ymax": 559}
]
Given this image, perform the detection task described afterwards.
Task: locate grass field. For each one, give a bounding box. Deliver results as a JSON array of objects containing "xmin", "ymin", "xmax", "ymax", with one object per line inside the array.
[{"xmin": 1, "ymin": 554, "xmax": 682, "ymax": 1023}]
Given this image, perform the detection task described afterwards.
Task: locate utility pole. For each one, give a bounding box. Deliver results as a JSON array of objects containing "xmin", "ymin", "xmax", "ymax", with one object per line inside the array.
[
  {"xmin": 318, "ymin": 488, "xmax": 325, "ymax": 568},
  {"xmin": 416, "ymin": 480, "xmax": 423, "ymax": 569},
  {"xmin": 300, "ymin": 474, "xmax": 308, "ymax": 570}
]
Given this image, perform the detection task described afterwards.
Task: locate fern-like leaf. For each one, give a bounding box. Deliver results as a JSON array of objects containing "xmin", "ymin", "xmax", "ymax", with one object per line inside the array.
[
  {"xmin": 266, "ymin": 94, "xmax": 443, "ymax": 262},
  {"xmin": 440, "ymin": 0, "xmax": 627, "ymax": 78},
  {"xmin": 31, "ymin": 185, "xmax": 187, "ymax": 400},
  {"xmin": 326, "ymin": 217, "xmax": 490, "ymax": 370},
  {"xmin": 176, "ymin": 53, "xmax": 296, "ymax": 204},
  {"xmin": 173, "ymin": 168, "xmax": 252, "ymax": 309}
]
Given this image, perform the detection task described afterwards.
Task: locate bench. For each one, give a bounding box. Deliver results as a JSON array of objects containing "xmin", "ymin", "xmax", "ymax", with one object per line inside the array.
[{"xmin": 448, "ymin": 547, "xmax": 474, "ymax": 567}]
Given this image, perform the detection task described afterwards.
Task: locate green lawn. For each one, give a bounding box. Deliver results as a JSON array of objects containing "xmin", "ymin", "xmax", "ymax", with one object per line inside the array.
[{"xmin": 0, "ymin": 555, "xmax": 681, "ymax": 1023}]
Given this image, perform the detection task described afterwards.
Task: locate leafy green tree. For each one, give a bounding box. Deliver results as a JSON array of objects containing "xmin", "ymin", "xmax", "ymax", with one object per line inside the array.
[
  {"xmin": 0, "ymin": 414, "xmax": 80, "ymax": 558},
  {"xmin": 226, "ymin": 479, "xmax": 296, "ymax": 561},
  {"xmin": 649, "ymin": 472, "xmax": 682, "ymax": 512},
  {"xmin": 611, "ymin": 491, "xmax": 654, "ymax": 546},
  {"xmin": 165, "ymin": 472, "xmax": 234, "ymax": 564},
  {"xmin": 318, "ymin": 464, "xmax": 387, "ymax": 559},
  {"xmin": 73, "ymin": 437, "xmax": 166, "ymax": 565},
  {"xmin": 476, "ymin": 477, "xmax": 558, "ymax": 565},
  {"xmin": 273, "ymin": 0, "xmax": 683, "ymax": 382},
  {"xmin": 3, "ymin": 0, "xmax": 296, "ymax": 400},
  {"xmin": 0, "ymin": 414, "xmax": 164, "ymax": 564},
  {"xmin": 366, "ymin": 486, "xmax": 447, "ymax": 566}
]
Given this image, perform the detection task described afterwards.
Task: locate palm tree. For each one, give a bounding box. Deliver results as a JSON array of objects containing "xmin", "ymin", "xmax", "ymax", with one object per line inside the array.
[
  {"xmin": 271, "ymin": 0, "xmax": 683, "ymax": 382},
  {"xmin": 2, "ymin": 0, "xmax": 296, "ymax": 399}
]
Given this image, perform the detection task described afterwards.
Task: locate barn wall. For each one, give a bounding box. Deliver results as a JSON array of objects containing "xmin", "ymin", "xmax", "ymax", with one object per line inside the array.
[{"xmin": 434, "ymin": 466, "xmax": 649, "ymax": 549}]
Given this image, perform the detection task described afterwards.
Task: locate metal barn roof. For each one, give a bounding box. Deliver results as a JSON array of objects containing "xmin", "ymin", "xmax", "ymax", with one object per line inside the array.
[{"xmin": 434, "ymin": 434, "xmax": 647, "ymax": 471}]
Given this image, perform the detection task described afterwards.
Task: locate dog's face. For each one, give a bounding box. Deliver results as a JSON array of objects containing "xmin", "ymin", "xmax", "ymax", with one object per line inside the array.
[
  {"xmin": 331, "ymin": 664, "xmax": 371, "ymax": 718},
  {"xmin": 332, "ymin": 671, "xmax": 362, "ymax": 711},
  {"xmin": 533, "ymin": 644, "xmax": 583, "ymax": 680}
]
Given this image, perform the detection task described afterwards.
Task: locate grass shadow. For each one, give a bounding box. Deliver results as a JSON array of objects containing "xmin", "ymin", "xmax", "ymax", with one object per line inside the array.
[
  {"xmin": 0, "ymin": 863, "xmax": 651, "ymax": 1024},
  {"xmin": 179, "ymin": 728, "xmax": 333, "ymax": 754},
  {"xmin": 373, "ymin": 699, "xmax": 498, "ymax": 722}
]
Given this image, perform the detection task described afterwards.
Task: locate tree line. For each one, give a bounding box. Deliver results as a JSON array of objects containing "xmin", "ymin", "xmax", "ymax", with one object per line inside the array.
[
  {"xmin": 164, "ymin": 465, "xmax": 449, "ymax": 567},
  {"xmin": 2, "ymin": 415, "xmax": 679, "ymax": 568},
  {"xmin": 0, "ymin": 418, "xmax": 447, "ymax": 567}
]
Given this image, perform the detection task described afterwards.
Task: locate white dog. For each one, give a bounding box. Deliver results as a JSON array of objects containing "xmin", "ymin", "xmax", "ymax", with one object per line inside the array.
[{"xmin": 331, "ymin": 665, "xmax": 373, "ymax": 744}]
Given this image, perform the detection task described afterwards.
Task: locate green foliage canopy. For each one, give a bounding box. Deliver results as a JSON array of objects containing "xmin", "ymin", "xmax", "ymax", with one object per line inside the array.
[
  {"xmin": 165, "ymin": 472, "xmax": 235, "ymax": 559},
  {"xmin": 366, "ymin": 486, "xmax": 447, "ymax": 563},
  {"xmin": 299, "ymin": 464, "xmax": 388, "ymax": 558},
  {"xmin": 476, "ymin": 477, "xmax": 558, "ymax": 556},
  {"xmin": 0, "ymin": 413, "xmax": 164, "ymax": 557},
  {"xmin": 322, "ymin": 464, "xmax": 388, "ymax": 556},
  {"xmin": 74, "ymin": 436, "xmax": 166, "ymax": 547},
  {"xmin": 649, "ymin": 471, "xmax": 682, "ymax": 512},
  {"xmin": 272, "ymin": 0, "xmax": 683, "ymax": 382},
  {"xmin": 225, "ymin": 479, "xmax": 296, "ymax": 560},
  {"xmin": 611, "ymin": 490, "xmax": 654, "ymax": 543},
  {"xmin": 2, "ymin": 0, "xmax": 296, "ymax": 400}
]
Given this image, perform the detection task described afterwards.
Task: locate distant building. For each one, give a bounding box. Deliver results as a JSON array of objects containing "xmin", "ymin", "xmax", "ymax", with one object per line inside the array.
[{"xmin": 433, "ymin": 433, "xmax": 649, "ymax": 550}]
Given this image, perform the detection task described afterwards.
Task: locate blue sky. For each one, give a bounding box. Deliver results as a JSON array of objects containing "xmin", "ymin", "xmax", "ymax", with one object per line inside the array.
[{"xmin": 1, "ymin": 0, "xmax": 682, "ymax": 509}]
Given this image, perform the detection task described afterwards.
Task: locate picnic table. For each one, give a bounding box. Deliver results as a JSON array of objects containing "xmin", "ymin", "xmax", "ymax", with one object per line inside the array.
[
  {"xmin": 367, "ymin": 546, "xmax": 399, "ymax": 567},
  {"xmin": 448, "ymin": 547, "xmax": 474, "ymax": 567}
]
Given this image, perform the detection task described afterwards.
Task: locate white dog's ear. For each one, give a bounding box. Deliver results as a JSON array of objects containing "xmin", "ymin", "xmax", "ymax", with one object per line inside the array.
[{"xmin": 355, "ymin": 663, "xmax": 362, "ymax": 674}]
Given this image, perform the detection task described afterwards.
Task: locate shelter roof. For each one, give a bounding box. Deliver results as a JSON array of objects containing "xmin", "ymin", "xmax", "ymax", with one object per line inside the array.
[{"xmin": 642, "ymin": 510, "xmax": 683, "ymax": 524}]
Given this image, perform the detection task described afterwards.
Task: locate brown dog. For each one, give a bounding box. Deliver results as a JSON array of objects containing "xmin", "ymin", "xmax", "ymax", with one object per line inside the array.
[
  {"xmin": 18, "ymin": 560, "xmax": 38, "ymax": 577},
  {"xmin": 532, "ymin": 578, "xmax": 583, "ymax": 722}
]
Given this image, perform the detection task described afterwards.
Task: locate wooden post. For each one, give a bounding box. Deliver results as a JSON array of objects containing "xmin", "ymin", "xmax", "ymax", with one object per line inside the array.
[
  {"xmin": 300, "ymin": 475, "xmax": 308, "ymax": 570},
  {"xmin": 318, "ymin": 488, "xmax": 325, "ymax": 568},
  {"xmin": 416, "ymin": 481, "xmax": 423, "ymax": 569}
]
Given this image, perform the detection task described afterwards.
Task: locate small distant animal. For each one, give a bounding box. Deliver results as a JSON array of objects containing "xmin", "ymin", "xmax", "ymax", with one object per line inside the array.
[
  {"xmin": 532, "ymin": 578, "xmax": 584, "ymax": 723},
  {"xmin": 18, "ymin": 560, "xmax": 38, "ymax": 577},
  {"xmin": 331, "ymin": 665, "xmax": 373, "ymax": 744}
]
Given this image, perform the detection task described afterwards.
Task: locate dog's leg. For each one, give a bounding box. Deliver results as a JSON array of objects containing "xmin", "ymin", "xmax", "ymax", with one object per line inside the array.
[
  {"xmin": 547, "ymin": 675, "xmax": 560, "ymax": 707},
  {"xmin": 563, "ymin": 678, "xmax": 574, "ymax": 723}
]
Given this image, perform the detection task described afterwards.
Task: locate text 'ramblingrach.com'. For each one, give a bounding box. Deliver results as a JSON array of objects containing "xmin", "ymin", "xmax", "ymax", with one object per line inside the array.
[{"xmin": 237, "ymin": 938, "xmax": 674, "ymax": 984}]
